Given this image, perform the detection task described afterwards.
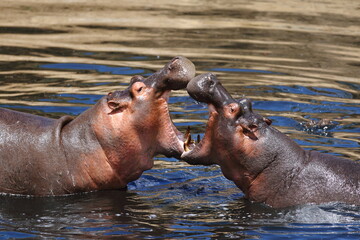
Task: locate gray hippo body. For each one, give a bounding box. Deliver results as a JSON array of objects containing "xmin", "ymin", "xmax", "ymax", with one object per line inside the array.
[{"xmin": 182, "ymin": 73, "xmax": 359, "ymax": 208}]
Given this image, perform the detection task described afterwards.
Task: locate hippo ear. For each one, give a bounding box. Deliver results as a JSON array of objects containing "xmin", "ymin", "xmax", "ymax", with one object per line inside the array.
[
  {"xmin": 240, "ymin": 124, "xmax": 259, "ymax": 141},
  {"xmin": 107, "ymin": 99, "xmax": 128, "ymax": 114},
  {"xmin": 106, "ymin": 91, "xmax": 128, "ymax": 114},
  {"xmin": 108, "ymin": 100, "xmax": 120, "ymax": 110},
  {"xmin": 264, "ymin": 118, "xmax": 272, "ymax": 125}
]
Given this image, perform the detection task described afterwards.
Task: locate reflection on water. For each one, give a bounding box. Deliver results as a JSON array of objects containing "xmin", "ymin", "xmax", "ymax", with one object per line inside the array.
[{"xmin": 0, "ymin": 0, "xmax": 359, "ymax": 239}]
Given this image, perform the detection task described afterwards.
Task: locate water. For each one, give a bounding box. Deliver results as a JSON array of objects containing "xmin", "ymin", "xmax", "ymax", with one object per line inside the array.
[{"xmin": 0, "ymin": 0, "xmax": 359, "ymax": 239}]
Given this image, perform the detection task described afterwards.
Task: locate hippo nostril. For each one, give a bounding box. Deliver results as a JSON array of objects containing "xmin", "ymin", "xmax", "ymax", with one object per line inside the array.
[
  {"xmin": 137, "ymin": 87, "xmax": 143, "ymax": 93},
  {"xmin": 172, "ymin": 57, "xmax": 179, "ymax": 62},
  {"xmin": 169, "ymin": 58, "xmax": 179, "ymax": 70}
]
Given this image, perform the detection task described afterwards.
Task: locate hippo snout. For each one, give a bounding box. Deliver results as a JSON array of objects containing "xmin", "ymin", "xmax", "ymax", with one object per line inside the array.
[
  {"xmin": 186, "ymin": 73, "xmax": 236, "ymax": 108},
  {"xmin": 144, "ymin": 56, "xmax": 196, "ymax": 91}
]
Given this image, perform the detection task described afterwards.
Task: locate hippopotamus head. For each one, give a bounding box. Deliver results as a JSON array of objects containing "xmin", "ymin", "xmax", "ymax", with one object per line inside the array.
[
  {"xmin": 181, "ymin": 73, "xmax": 273, "ymax": 196},
  {"xmin": 109, "ymin": 56, "xmax": 195, "ymax": 156},
  {"xmin": 84, "ymin": 57, "xmax": 195, "ymax": 184}
]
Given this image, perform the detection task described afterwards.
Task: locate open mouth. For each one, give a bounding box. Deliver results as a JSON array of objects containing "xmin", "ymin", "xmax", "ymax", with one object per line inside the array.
[
  {"xmin": 179, "ymin": 72, "xmax": 235, "ymax": 159},
  {"xmin": 139, "ymin": 56, "xmax": 196, "ymax": 158},
  {"xmin": 182, "ymin": 104, "xmax": 217, "ymax": 154},
  {"xmin": 183, "ymin": 126, "xmax": 198, "ymax": 152}
]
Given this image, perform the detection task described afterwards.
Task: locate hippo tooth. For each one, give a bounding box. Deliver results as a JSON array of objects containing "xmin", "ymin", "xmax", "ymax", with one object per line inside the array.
[
  {"xmin": 184, "ymin": 126, "xmax": 190, "ymax": 142},
  {"xmin": 184, "ymin": 143, "xmax": 190, "ymax": 152},
  {"xmin": 184, "ymin": 126, "xmax": 192, "ymax": 152}
]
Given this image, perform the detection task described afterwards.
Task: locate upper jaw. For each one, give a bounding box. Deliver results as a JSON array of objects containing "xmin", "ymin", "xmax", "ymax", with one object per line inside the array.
[
  {"xmin": 128, "ymin": 56, "xmax": 195, "ymax": 101},
  {"xmin": 181, "ymin": 73, "xmax": 242, "ymax": 163},
  {"xmin": 186, "ymin": 73, "xmax": 237, "ymax": 108},
  {"xmin": 144, "ymin": 56, "xmax": 196, "ymax": 92},
  {"xmin": 154, "ymin": 97, "xmax": 185, "ymax": 158},
  {"xmin": 182, "ymin": 73, "xmax": 236, "ymax": 158},
  {"xmin": 141, "ymin": 56, "xmax": 195, "ymax": 158}
]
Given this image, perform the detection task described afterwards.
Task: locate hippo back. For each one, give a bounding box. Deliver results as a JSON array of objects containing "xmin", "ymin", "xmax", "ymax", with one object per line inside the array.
[{"xmin": 0, "ymin": 108, "xmax": 73, "ymax": 195}]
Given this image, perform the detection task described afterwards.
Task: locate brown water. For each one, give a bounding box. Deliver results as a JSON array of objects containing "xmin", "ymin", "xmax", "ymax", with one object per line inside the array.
[{"xmin": 0, "ymin": 0, "xmax": 359, "ymax": 239}]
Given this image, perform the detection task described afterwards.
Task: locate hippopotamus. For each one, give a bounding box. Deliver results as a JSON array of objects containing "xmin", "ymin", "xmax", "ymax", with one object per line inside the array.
[
  {"xmin": 182, "ymin": 73, "xmax": 360, "ymax": 208},
  {"xmin": 0, "ymin": 56, "xmax": 195, "ymax": 196}
]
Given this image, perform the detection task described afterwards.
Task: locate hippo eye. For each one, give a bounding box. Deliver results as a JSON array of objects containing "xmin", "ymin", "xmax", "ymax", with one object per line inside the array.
[
  {"xmin": 209, "ymin": 80, "xmax": 215, "ymax": 87},
  {"xmin": 228, "ymin": 103, "xmax": 242, "ymax": 118},
  {"xmin": 137, "ymin": 87, "xmax": 143, "ymax": 93}
]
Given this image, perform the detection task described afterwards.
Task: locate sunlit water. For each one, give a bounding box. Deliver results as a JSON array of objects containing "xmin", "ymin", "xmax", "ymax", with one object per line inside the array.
[{"xmin": 0, "ymin": 0, "xmax": 359, "ymax": 239}]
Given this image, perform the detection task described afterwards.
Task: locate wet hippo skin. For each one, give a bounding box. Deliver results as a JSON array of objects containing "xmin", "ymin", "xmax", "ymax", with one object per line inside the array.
[
  {"xmin": 182, "ymin": 73, "xmax": 360, "ymax": 208},
  {"xmin": 0, "ymin": 56, "xmax": 195, "ymax": 196}
]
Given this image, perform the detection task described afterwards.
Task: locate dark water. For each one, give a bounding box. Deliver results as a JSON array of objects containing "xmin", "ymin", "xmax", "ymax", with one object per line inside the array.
[{"xmin": 0, "ymin": 0, "xmax": 359, "ymax": 239}]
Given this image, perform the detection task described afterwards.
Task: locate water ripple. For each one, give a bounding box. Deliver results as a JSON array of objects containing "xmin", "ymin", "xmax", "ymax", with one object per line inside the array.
[{"xmin": 0, "ymin": 0, "xmax": 359, "ymax": 239}]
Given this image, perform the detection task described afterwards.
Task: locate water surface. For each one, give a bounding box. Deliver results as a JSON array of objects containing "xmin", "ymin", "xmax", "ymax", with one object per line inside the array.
[{"xmin": 0, "ymin": 0, "xmax": 359, "ymax": 239}]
